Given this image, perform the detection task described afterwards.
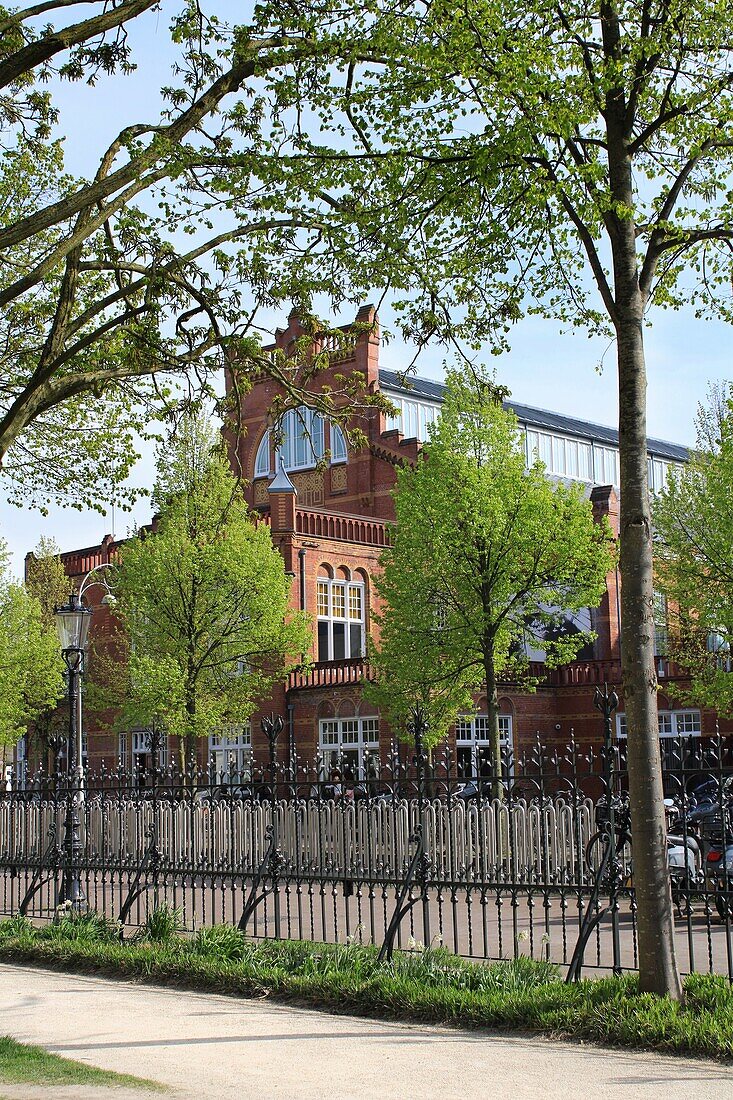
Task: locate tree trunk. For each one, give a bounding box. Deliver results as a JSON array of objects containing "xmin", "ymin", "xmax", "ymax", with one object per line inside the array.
[
  {"xmin": 616, "ymin": 314, "xmax": 682, "ymax": 999},
  {"xmin": 601, "ymin": 0, "xmax": 681, "ymax": 994},
  {"xmin": 483, "ymin": 652, "xmax": 503, "ymax": 801},
  {"xmin": 185, "ymin": 678, "xmax": 197, "ymax": 772}
]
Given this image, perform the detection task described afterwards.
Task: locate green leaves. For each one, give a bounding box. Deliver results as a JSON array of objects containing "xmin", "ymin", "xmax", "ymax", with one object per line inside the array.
[
  {"xmin": 654, "ymin": 384, "xmax": 733, "ymax": 713},
  {"xmin": 0, "ymin": 538, "xmax": 64, "ymax": 745},
  {"xmin": 107, "ymin": 416, "xmax": 311, "ymax": 752},
  {"xmin": 368, "ymin": 368, "xmax": 614, "ymax": 747}
]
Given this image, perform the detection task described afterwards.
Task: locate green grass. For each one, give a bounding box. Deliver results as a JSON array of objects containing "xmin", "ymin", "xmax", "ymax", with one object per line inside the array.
[
  {"xmin": 0, "ymin": 914, "xmax": 732, "ymax": 1061},
  {"xmin": 0, "ymin": 1034, "xmax": 163, "ymax": 1090}
]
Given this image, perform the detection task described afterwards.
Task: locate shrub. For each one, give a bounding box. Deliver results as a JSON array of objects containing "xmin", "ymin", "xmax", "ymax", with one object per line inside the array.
[
  {"xmin": 137, "ymin": 904, "xmax": 183, "ymax": 944},
  {"xmin": 193, "ymin": 924, "xmax": 248, "ymax": 962},
  {"xmin": 43, "ymin": 911, "xmax": 120, "ymax": 944}
]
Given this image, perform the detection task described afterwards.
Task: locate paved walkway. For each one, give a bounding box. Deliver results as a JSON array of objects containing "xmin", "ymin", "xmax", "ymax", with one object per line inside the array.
[{"xmin": 0, "ymin": 964, "xmax": 732, "ymax": 1099}]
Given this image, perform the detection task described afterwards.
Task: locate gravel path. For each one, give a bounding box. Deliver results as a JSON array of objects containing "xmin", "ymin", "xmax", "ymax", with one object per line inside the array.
[{"xmin": 0, "ymin": 963, "xmax": 732, "ymax": 1099}]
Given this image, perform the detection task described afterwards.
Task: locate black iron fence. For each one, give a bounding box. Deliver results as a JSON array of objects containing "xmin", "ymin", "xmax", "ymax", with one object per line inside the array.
[{"xmin": 1, "ymin": 726, "xmax": 733, "ymax": 980}]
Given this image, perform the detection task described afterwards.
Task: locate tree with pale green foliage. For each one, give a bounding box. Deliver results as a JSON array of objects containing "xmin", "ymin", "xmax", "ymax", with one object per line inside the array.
[
  {"xmin": 368, "ymin": 371, "xmax": 614, "ymax": 771},
  {"xmin": 654, "ymin": 385, "xmax": 733, "ymax": 715},
  {"xmin": 256, "ymin": 0, "xmax": 733, "ymax": 998},
  {"xmin": 109, "ymin": 418, "xmax": 311, "ymax": 765},
  {"xmin": 0, "ymin": 538, "xmax": 64, "ymax": 748},
  {"xmin": 25, "ymin": 537, "xmax": 69, "ymax": 628},
  {"xmin": 0, "ymin": 1, "xmax": 394, "ymax": 514},
  {"xmin": 24, "ymin": 537, "xmax": 70, "ymax": 761}
]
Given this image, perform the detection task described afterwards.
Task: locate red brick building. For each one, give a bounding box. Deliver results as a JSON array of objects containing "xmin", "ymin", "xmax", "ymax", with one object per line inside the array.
[{"xmin": 27, "ymin": 305, "xmax": 731, "ymax": 777}]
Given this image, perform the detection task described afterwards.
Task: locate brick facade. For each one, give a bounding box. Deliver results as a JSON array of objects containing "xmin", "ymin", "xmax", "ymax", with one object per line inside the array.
[{"xmin": 31, "ymin": 307, "xmax": 733, "ymax": 772}]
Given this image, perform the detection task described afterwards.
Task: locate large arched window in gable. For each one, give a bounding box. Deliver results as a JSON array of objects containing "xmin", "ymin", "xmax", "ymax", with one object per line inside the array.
[
  {"xmin": 279, "ymin": 407, "xmax": 325, "ymax": 470},
  {"xmin": 253, "ymin": 408, "xmax": 347, "ymax": 478}
]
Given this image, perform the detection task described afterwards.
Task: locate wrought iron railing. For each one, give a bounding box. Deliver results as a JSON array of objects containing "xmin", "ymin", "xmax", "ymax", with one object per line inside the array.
[{"xmin": 1, "ymin": 732, "xmax": 731, "ymax": 979}]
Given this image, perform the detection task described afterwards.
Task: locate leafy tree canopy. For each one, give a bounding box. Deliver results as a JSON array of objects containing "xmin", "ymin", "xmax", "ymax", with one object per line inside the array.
[
  {"xmin": 0, "ymin": 537, "xmax": 64, "ymax": 745},
  {"xmin": 0, "ymin": 0, "xmax": 393, "ymax": 514},
  {"xmin": 654, "ymin": 385, "xmax": 733, "ymax": 714},
  {"xmin": 105, "ymin": 416, "xmax": 311, "ymax": 759},
  {"xmin": 24, "ymin": 536, "xmax": 69, "ymax": 627},
  {"xmin": 367, "ymin": 370, "xmax": 615, "ymax": 755},
  {"xmin": 23, "ymin": 536, "xmax": 70, "ymax": 757},
  {"xmin": 261, "ymin": 0, "xmax": 733, "ymax": 346}
]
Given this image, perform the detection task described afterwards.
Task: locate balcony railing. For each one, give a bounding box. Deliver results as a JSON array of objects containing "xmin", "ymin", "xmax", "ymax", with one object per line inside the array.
[
  {"xmin": 288, "ymin": 658, "xmax": 375, "ymax": 691},
  {"xmin": 295, "ymin": 508, "xmax": 389, "ymax": 546},
  {"xmin": 288, "ymin": 657, "xmax": 684, "ymax": 693}
]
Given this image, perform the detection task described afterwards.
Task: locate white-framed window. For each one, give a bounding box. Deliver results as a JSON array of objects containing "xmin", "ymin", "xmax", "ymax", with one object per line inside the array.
[
  {"xmin": 131, "ymin": 729, "xmax": 167, "ymax": 768},
  {"xmin": 319, "ymin": 716, "xmax": 379, "ymax": 772},
  {"xmin": 317, "ymin": 577, "xmax": 365, "ymax": 661},
  {"xmin": 455, "ymin": 714, "xmax": 513, "ymax": 778},
  {"xmin": 254, "ymin": 412, "xmax": 347, "ymax": 477},
  {"xmin": 384, "ymin": 393, "xmax": 440, "ymax": 440},
  {"xmin": 653, "ymin": 590, "xmax": 668, "ymax": 655},
  {"xmin": 593, "ymin": 444, "xmax": 620, "ymax": 486},
  {"xmin": 209, "ymin": 723, "xmax": 252, "ymax": 780},
  {"xmin": 526, "ymin": 430, "xmax": 593, "ymax": 482},
  {"xmin": 616, "ymin": 710, "xmax": 701, "ymax": 739},
  {"xmin": 648, "ymin": 457, "xmax": 666, "ymax": 494},
  {"xmin": 277, "ymin": 407, "xmax": 325, "ymax": 471},
  {"xmin": 254, "ymin": 433, "xmax": 271, "ymax": 477},
  {"xmin": 118, "ymin": 729, "xmax": 167, "ymax": 775},
  {"xmin": 647, "ymin": 457, "xmax": 684, "ymax": 495},
  {"xmin": 331, "ymin": 423, "xmax": 347, "ymax": 463}
]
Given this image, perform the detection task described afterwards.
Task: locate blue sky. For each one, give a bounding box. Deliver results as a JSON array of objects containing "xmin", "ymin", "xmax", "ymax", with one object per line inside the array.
[{"xmin": 1, "ymin": 3, "xmax": 730, "ymax": 577}]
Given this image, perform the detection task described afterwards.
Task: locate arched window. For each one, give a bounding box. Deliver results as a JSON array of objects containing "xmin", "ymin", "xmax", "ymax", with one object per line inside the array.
[
  {"xmin": 253, "ymin": 408, "xmax": 347, "ymax": 477},
  {"xmin": 277, "ymin": 407, "xmax": 325, "ymax": 471},
  {"xmin": 331, "ymin": 423, "xmax": 347, "ymax": 463},
  {"xmin": 254, "ymin": 432, "xmax": 271, "ymax": 478}
]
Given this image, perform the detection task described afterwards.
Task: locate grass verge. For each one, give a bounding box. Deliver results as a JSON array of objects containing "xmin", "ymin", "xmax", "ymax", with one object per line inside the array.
[
  {"xmin": 0, "ymin": 913, "xmax": 731, "ymax": 1061},
  {"xmin": 0, "ymin": 1034, "xmax": 163, "ymax": 1090}
]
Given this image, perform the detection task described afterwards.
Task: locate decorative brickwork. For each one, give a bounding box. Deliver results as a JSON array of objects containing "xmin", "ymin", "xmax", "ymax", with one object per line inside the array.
[
  {"xmin": 33, "ymin": 305, "xmax": 733, "ymax": 772},
  {"xmin": 330, "ymin": 464, "xmax": 347, "ymax": 493},
  {"xmin": 290, "ymin": 469, "xmax": 324, "ymax": 506}
]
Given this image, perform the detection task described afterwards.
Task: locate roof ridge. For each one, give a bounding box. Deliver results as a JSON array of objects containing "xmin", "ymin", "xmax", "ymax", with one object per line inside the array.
[{"xmin": 377, "ymin": 368, "xmax": 688, "ymax": 461}]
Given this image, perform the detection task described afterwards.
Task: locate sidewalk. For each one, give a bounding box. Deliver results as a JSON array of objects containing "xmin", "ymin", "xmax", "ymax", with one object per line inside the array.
[{"xmin": 0, "ymin": 963, "xmax": 732, "ymax": 1099}]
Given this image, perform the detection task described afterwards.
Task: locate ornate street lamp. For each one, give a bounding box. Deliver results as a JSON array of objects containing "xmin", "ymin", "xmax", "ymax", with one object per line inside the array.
[{"xmin": 54, "ymin": 592, "xmax": 92, "ymax": 910}]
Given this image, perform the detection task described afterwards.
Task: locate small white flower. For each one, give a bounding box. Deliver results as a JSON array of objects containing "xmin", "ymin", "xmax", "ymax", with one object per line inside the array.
[
  {"xmin": 517, "ymin": 930, "xmax": 529, "ymax": 942},
  {"xmin": 540, "ymin": 932, "xmax": 551, "ymax": 946}
]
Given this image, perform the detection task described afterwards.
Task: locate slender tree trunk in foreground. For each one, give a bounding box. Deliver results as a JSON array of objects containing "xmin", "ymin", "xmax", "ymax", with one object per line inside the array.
[
  {"xmin": 602, "ymin": 0, "xmax": 681, "ymax": 993},
  {"xmin": 617, "ymin": 312, "xmax": 682, "ymax": 999}
]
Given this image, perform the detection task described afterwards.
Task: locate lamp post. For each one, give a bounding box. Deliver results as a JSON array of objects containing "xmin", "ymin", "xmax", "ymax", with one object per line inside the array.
[{"xmin": 54, "ymin": 592, "xmax": 92, "ymax": 910}]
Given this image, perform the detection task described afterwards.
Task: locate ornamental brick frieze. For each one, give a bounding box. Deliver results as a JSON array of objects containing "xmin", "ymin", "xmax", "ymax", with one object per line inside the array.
[
  {"xmin": 330, "ymin": 464, "xmax": 348, "ymax": 493},
  {"xmin": 291, "ymin": 469, "xmax": 324, "ymax": 506}
]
